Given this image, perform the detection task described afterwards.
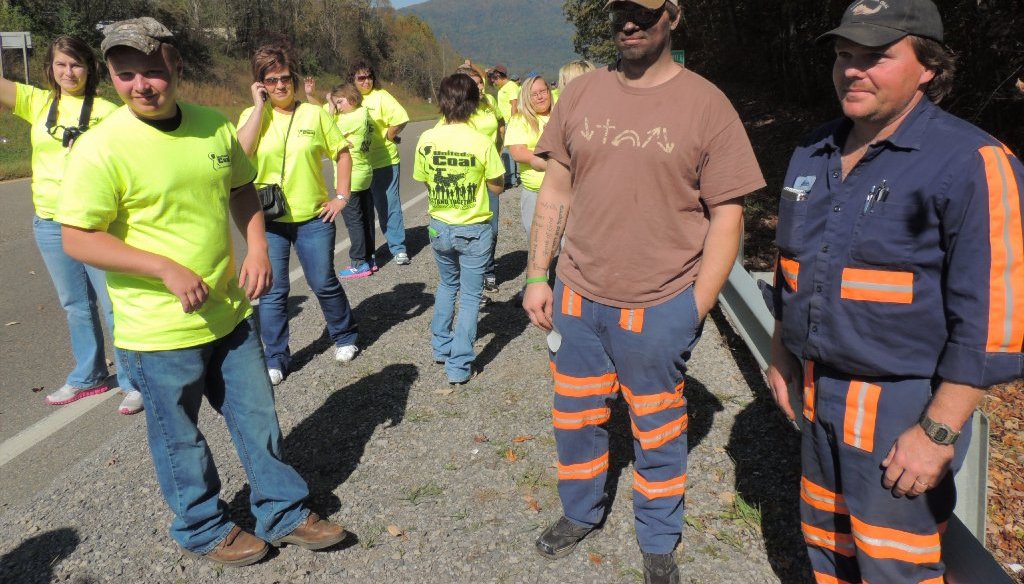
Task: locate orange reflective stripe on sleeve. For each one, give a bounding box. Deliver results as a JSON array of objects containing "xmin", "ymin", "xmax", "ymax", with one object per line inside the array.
[
  {"xmin": 780, "ymin": 256, "xmax": 800, "ymax": 291},
  {"xmin": 561, "ymin": 287, "xmax": 583, "ymax": 317},
  {"xmin": 557, "ymin": 452, "xmax": 608, "ymax": 481},
  {"xmin": 918, "ymin": 577, "xmax": 944, "ymax": 584},
  {"xmin": 980, "ymin": 146, "xmax": 1024, "ymax": 353},
  {"xmin": 840, "ymin": 268, "xmax": 914, "ymax": 304},
  {"xmin": 800, "ymin": 476, "xmax": 849, "ymax": 515},
  {"xmin": 552, "ymin": 368, "xmax": 618, "ymax": 398},
  {"xmin": 618, "ymin": 308, "xmax": 645, "ymax": 333},
  {"xmin": 621, "ymin": 381, "xmax": 685, "ymax": 416},
  {"xmin": 803, "ymin": 361, "xmax": 816, "ymax": 422},
  {"xmin": 813, "ymin": 572, "xmax": 855, "ymax": 584},
  {"xmin": 843, "ymin": 381, "xmax": 882, "ymax": 452},
  {"xmin": 633, "ymin": 470, "xmax": 687, "ymax": 500},
  {"xmin": 802, "ymin": 522, "xmax": 856, "ymax": 557},
  {"xmin": 552, "ymin": 407, "xmax": 611, "ymax": 430},
  {"xmin": 631, "ymin": 414, "xmax": 688, "ymax": 450},
  {"xmin": 850, "ymin": 516, "xmax": 941, "ymax": 564}
]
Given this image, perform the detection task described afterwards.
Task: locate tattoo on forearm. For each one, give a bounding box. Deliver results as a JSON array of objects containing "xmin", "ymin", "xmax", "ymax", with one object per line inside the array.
[{"xmin": 528, "ymin": 202, "xmax": 567, "ymax": 271}]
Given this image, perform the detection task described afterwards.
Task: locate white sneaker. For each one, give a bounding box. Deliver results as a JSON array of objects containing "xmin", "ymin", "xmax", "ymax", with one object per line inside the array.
[
  {"xmin": 335, "ymin": 345, "xmax": 359, "ymax": 363},
  {"xmin": 118, "ymin": 390, "xmax": 144, "ymax": 415},
  {"xmin": 268, "ymin": 368, "xmax": 284, "ymax": 385},
  {"xmin": 45, "ymin": 383, "xmax": 110, "ymax": 406},
  {"xmin": 394, "ymin": 252, "xmax": 411, "ymax": 265}
]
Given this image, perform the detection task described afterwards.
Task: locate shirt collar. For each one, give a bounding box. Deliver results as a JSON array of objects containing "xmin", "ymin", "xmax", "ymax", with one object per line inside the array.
[{"xmin": 817, "ymin": 97, "xmax": 936, "ymax": 154}]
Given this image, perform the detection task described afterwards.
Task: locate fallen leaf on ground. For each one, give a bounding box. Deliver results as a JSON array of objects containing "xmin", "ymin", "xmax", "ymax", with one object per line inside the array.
[
  {"xmin": 512, "ymin": 435, "xmax": 535, "ymax": 443},
  {"xmin": 473, "ymin": 434, "xmax": 489, "ymax": 443},
  {"xmin": 31, "ymin": 387, "xmax": 44, "ymax": 393},
  {"xmin": 504, "ymin": 449, "xmax": 518, "ymax": 462},
  {"xmin": 386, "ymin": 525, "xmax": 404, "ymax": 537},
  {"xmin": 37, "ymin": 305, "xmax": 44, "ymax": 312},
  {"xmin": 524, "ymin": 495, "xmax": 541, "ymax": 512},
  {"xmin": 588, "ymin": 552, "xmax": 603, "ymax": 565},
  {"xmin": 5, "ymin": 322, "xmax": 19, "ymax": 326},
  {"xmin": 433, "ymin": 388, "xmax": 454, "ymax": 396}
]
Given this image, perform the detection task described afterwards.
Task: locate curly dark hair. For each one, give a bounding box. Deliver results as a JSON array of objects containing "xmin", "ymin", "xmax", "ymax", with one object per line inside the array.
[
  {"xmin": 251, "ymin": 42, "xmax": 300, "ymax": 91},
  {"xmin": 910, "ymin": 35, "xmax": 956, "ymax": 104},
  {"xmin": 438, "ymin": 73, "xmax": 479, "ymax": 124}
]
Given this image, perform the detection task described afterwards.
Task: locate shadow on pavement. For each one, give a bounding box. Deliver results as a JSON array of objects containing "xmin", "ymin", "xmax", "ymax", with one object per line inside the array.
[
  {"xmin": 0, "ymin": 528, "xmax": 92, "ymax": 584},
  {"xmin": 227, "ymin": 363, "xmax": 417, "ymax": 523},
  {"xmin": 712, "ymin": 310, "xmax": 811, "ymax": 583}
]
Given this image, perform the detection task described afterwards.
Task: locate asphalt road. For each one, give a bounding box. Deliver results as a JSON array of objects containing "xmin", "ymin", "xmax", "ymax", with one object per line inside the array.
[{"xmin": 0, "ymin": 119, "xmax": 435, "ymax": 510}]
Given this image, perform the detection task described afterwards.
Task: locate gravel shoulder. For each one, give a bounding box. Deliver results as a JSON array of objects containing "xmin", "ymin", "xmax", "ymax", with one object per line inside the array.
[{"xmin": 0, "ymin": 189, "xmax": 810, "ymax": 584}]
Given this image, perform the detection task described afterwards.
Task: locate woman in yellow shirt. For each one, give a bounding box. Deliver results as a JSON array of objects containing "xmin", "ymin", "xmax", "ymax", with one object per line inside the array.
[
  {"xmin": 0, "ymin": 35, "xmax": 142, "ymax": 414},
  {"xmin": 506, "ymin": 75, "xmax": 553, "ymax": 236},
  {"xmin": 328, "ymin": 83, "xmax": 376, "ymax": 279},
  {"xmin": 237, "ymin": 43, "xmax": 359, "ymax": 385}
]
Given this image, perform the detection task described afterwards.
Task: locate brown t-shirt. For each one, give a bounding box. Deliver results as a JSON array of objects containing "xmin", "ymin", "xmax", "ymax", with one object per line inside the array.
[{"xmin": 536, "ymin": 65, "xmax": 765, "ymax": 308}]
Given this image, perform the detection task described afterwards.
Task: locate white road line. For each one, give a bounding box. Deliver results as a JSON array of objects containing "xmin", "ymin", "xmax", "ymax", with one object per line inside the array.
[
  {"xmin": 0, "ymin": 189, "xmax": 429, "ymax": 468},
  {"xmin": 0, "ymin": 390, "xmax": 121, "ymax": 467}
]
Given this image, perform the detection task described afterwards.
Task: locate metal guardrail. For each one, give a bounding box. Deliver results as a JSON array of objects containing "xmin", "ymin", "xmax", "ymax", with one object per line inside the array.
[{"xmin": 717, "ymin": 260, "xmax": 1012, "ymax": 583}]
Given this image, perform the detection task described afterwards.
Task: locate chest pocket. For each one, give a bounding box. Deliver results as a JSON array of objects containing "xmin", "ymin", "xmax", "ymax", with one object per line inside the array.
[
  {"xmin": 850, "ymin": 202, "xmax": 920, "ymax": 266},
  {"xmin": 775, "ymin": 189, "xmax": 809, "ymax": 254}
]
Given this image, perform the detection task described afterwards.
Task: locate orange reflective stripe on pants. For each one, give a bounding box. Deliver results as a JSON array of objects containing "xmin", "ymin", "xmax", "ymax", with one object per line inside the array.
[
  {"xmin": 803, "ymin": 361, "xmax": 816, "ymax": 422},
  {"xmin": 551, "ymin": 367, "xmax": 618, "ymax": 398},
  {"xmin": 561, "ymin": 286, "xmax": 583, "ymax": 317},
  {"xmin": 801, "ymin": 476, "xmax": 849, "ymax": 515},
  {"xmin": 633, "ymin": 470, "xmax": 686, "ymax": 500},
  {"xmin": 850, "ymin": 515, "xmax": 941, "ymax": 564},
  {"xmin": 813, "ymin": 572, "xmax": 855, "ymax": 584},
  {"xmin": 618, "ymin": 308, "xmax": 645, "ymax": 333},
  {"xmin": 631, "ymin": 414, "xmax": 688, "ymax": 450},
  {"xmin": 780, "ymin": 256, "xmax": 800, "ymax": 291},
  {"xmin": 843, "ymin": 381, "xmax": 881, "ymax": 452},
  {"xmin": 803, "ymin": 522, "xmax": 856, "ymax": 557},
  {"xmin": 557, "ymin": 452, "xmax": 609, "ymax": 481},
  {"xmin": 621, "ymin": 381, "xmax": 685, "ymax": 417},
  {"xmin": 552, "ymin": 407, "xmax": 611, "ymax": 430}
]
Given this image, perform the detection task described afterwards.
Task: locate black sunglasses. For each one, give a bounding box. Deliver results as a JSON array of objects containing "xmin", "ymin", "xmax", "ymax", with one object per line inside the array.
[{"xmin": 609, "ymin": 4, "xmax": 666, "ymax": 30}]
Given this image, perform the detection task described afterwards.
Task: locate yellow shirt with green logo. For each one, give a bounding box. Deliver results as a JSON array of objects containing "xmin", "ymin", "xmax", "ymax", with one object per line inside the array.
[
  {"xmin": 56, "ymin": 103, "xmax": 257, "ymax": 351},
  {"xmin": 12, "ymin": 83, "xmax": 118, "ymax": 219},
  {"xmin": 413, "ymin": 123, "xmax": 504, "ymax": 225},
  {"xmin": 434, "ymin": 100, "xmax": 501, "ymax": 147},
  {"xmin": 361, "ymin": 88, "xmax": 409, "ymax": 169},
  {"xmin": 496, "ymin": 80, "xmax": 521, "ymax": 122},
  {"xmin": 504, "ymin": 113, "xmax": 550, "ymax": 192},
  {"xmin": 335, "ymin": 106, "xmax": 373, "ymax": 192},
  {"xmin": 239, "ymin": 103, "xmax": 345, "ymax": 223}
]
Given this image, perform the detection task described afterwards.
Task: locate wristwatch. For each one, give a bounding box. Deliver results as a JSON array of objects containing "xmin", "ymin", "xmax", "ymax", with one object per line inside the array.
[
  {"xmin": 336, "ymin": 193, "xmax": 349, "ymax": 201},
  {"xmin": 919, "ymin": 413, "xmax": 960, "ymax": 445}
]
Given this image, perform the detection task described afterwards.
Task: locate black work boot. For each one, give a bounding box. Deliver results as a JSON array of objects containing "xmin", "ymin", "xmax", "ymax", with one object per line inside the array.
[
  {"xmin": 534, "ymin": 516, "xmax": 595, "ymax": 559},
  {"xmin": 643, "ymin": 551, "xmax": 680, "ymax": 584}
]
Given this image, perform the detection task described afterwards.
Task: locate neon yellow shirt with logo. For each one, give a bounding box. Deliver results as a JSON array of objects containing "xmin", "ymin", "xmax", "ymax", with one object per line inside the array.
[
  {"xmin": 361, "ymin": 88, "xmax": 409, "ymax": 169},
  {"xmin": 434, "ymin": 101, "xmax": 501, "ymax": 146},
  {"xmin": 239, "ymin": 103, "xmax": 345, "ymax": 223},
  {"xmin": 504, "ymin": 113, "xmax": 550, "ymax": 191},
  {"xmin": 56, "ymin": 103, "xmax": 257, "ymax": 351},
  {"xmin": 413, "ymin": 123, "xmax": 504, "ymax": 225},
  {"xmin": 496, "ymin": 80, "xmax": 521, "ymax": 122},
  {"xmin": 13, "ymin": 83, "xmax": 118, "ymax": 219},
  {"xmin": 334, "ymin": 106, "xmax": 373, "ymax": 192}
]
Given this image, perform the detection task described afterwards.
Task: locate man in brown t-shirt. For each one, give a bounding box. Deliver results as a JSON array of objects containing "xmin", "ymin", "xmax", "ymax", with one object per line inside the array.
[{"xmin": 522, "ymin": 1, "xmax": 765, "ymax": 581}]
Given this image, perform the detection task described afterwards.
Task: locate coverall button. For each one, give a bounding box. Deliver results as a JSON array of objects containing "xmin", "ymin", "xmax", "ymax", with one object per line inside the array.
[
  {"xmin": 811, "ymin": 325, "xmax": 819, "ymax": 332},
  {"xmin": 821, "ymin": 244, "xmax": 829, "ymax": 253},
  {"xmin": 833, "ymin": 205, "xmax": 841, "ymax": 212},
  {"xmin": 831, "ymin": 170, "xmax": 840, "ymax": 178}
]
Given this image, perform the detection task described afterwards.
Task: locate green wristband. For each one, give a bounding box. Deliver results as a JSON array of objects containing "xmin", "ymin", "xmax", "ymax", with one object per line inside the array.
[{"xmin": 525, "ymin": 276, "xmax": 548, "ymax": 284}]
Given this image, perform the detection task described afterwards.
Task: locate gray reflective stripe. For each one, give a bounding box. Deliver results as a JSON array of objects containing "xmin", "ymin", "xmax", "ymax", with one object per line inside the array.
[
  {"xmin": 553, "ymin": 410, "xmax": 609, "ymax": 426},
  {"xmin": 557, "ymin": 380, "xmax": 615, "ymax": 392},
  {"xmin": 632, "ymin": 396, "xmax": 682, "ymax": 412},
  {"xmin": 566, "ymin": 289, "xmax": 577, "ymax": 314},
  {"xmin": 852, "ymin": 382, "xmax": 869, "ymax": 449},
  {"xmin": 559, "ymin": 458, "xmax": 608, "ymax": 477},
  {"xmin": 852, "ymin": 530, "xmax": 941, "ymax": 557},
  {"xmin": 636, "ymin": 478, "xmax": 686, "ymax": 496},
  {"xmin": 804, "ymin": 530, "xmax": 856, "ymax": 552},
  {"xmin": 782, "ymin": 267, "xmax": 798, "ymax": 282},
  {"xmin": 841, "ymin": 281, "xmax": 913, "ymax": 294},
  {"xmin": 637, "ymin": 417, "xmax": 686, "ymax": 446},
  {"xmin": 801, "ymin": 485, "xmax": 838, "ymax": 508},
  {"xmin": 626, "ymin": 310, "xmax": 635, "ymax": 330},
  {"xmin": 990, "ymin": 146, "xmax": 1017, "ymax": 351}
]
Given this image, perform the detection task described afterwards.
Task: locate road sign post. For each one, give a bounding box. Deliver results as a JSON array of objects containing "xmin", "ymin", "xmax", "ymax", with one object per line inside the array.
[{"xmin": 0, "ymin": 31, "xmax": 33, "ymax": 83}]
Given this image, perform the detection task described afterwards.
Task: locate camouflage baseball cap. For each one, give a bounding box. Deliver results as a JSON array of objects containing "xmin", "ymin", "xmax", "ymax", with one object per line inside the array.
[{"xmin": 100, "ymin": 17, "xmax": 174, "ymax": 56}]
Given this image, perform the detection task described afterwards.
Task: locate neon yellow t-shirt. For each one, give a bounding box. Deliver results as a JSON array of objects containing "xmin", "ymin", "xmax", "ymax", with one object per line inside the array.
[
  {"xmin": 56, "ymin": 103, "xmax": 257, "ymax": 351},
  {"xmin": 484, "ymin": 94, "xmax": 502, "ymax": 121},
  {"xmin": 239, "ymin": 102, "xmax": 345, "ymax": 223},
  {"xmin": 361, "ymin": 89, "xmax": 409, "ymax": 169},
  {"xmin": 496, "ymin": 80, "xmax": 521, "ymax": 122},
  {"xmin": 413, "ymin": 123, "xmax": 504, "ymax": 225},
  {"xmin": 551, "ymin": 87, "xmax": 561, "ymax": 104},
  {"xmin": 504, "ymin": 113, "xmax": 550, "ymax": 192},
  {"xmin": 434, "ymin": 101, "xmax": 501, "ymax": 146},
  {"xmin": 335, "ymin": 106, "xmax": 373, "ymax": 192},
  {"xmin": 12, "ymin": 83, "xmax": 118, "ymax": 219}
]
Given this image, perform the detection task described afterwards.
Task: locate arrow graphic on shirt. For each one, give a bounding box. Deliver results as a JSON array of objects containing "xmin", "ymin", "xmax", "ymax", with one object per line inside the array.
[{"xmin": 580, "ymin": 118, "xmax": 594, "ymax": 141}]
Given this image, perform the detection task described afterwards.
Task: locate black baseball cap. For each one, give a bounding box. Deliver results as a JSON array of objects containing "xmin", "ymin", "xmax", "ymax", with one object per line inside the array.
[{"xmin": 817, "ymin": 0, "xmax": 943, "ymax": 47}]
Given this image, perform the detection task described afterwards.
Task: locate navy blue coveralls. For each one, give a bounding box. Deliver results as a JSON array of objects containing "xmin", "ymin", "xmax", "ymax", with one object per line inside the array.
[{"xmin": 773, "ymin": 98, "xmax": 1024, "ymax": 583}]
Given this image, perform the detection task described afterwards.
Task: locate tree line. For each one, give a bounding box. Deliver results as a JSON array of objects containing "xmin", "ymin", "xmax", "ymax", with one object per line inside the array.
[
  {"xmin": 0, "ymin": 0, "xmax": 464, "ymax": 100},
  {"xmin": 564, "ymin": 0, "xmax": 1024, "ymax": 152}
]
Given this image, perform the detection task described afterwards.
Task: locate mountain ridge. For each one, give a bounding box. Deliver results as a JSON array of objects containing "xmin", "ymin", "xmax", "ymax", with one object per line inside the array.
[{"xmin": 399, "ymin": 0, "xmax": 579, "ymax": 81}]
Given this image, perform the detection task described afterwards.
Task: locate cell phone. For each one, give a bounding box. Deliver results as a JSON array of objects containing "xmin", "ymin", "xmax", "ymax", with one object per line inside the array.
[{"xmin": 259, "ymin": 89, "xmax": 269, "ymax": 102}]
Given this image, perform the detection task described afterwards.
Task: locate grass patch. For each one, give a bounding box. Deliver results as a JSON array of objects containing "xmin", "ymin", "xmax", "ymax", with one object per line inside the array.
[
  {"xmin": 0, "ymin": 114, "xmax": 32, "ymax": 181},
  {"xmin": 358, "ymin": 524, "xmax": 387, "ymax": 549},
  {"xmin": 720, "ymin": 493, "xmax": 763, "ymax": 533},
  {"xmin": 401, "ymin": 481, "xmax": 443, "ymax": 505}
]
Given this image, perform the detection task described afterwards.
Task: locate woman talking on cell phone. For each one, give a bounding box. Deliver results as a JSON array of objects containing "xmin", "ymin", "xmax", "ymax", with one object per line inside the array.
[
  {"xmin": 236, "ymin": 41, "xmax": 359, "ymax": 385},
  {"xmin": 0, "ymin": 35, "xmax": 143, "ymax": 415}
]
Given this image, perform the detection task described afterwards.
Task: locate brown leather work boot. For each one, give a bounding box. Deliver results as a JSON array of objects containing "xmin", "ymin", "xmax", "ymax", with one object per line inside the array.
[
  {"xmin": 272, "ymin": 512, "xmax": 347, "ymax": 550},
  {"xmin": 202, "ymin": 525, "xmax": 268, "ymax": 567}
]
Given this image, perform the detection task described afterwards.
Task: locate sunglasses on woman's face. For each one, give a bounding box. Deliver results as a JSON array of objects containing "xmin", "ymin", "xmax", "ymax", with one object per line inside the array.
[
  {"xmin": 355, "ymin": 75, "xmax": 373, "ymax": 82},
  {"xmin": 263, "ymin": 74, "xmax": 293, "ymax": 86},
  {"xmin": 608, "ymin": 4, "xmax": 665, "ymax": 30}
]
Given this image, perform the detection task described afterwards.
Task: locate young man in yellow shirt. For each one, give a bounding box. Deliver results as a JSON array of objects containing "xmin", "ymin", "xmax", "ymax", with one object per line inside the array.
[{"xmin": 56, "ymin": 18, "xmax": 345, "ymax": 567}]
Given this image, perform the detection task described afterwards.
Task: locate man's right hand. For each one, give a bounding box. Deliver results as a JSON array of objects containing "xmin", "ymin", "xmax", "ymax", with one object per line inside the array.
[
  {"xmin": 767, "ymin": 344, "xmax": 801, "ymax": 421},
  {"xmin": 160, "ymin": 260, "xmax": 210, "ymax": 313},
  {"xmin": 522, "ymin": 282, "xmax": 554, "ymax": 331}
]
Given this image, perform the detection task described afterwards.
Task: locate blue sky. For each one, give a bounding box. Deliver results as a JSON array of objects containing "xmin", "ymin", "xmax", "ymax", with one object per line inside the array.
[{"xmin": 391, "ymin": 0, "xmax": 427, "ymax": 7}]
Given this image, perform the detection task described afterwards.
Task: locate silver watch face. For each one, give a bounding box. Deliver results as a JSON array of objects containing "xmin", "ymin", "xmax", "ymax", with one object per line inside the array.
[{"xmin": 933, "ymin": 427, "xmax": 950, "ymax": 442}]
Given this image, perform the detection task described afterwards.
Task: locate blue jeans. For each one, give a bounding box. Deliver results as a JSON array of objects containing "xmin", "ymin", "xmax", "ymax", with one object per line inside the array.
[
  {"xmin": 33, "ymin": 216, "xmax": 133, "ymax": 391},
  {"xmin": 428, "ymin": 218, "xmax": 492, "ymax": 382},
  {"xmin": 259, "ymin": 218, "xmax": 358, "ymax": 373},
  {"xmin": 120, "ymin": 317, "xmax": 309, "ymax": 552},
  {"xmin": 485, "ymin": 192, "xmax": 499, "ymax": 280},
  {"xmin": 370, "ymin": 163, "xmax": 407, "ymax": 256},
  {"xmin": 501, "ymin": 149, "xmax": 519, "ymax": 187}
]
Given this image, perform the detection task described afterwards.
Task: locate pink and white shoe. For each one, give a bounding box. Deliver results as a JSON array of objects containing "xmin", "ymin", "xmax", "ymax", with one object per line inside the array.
[{"xmin": 45, "ymin": 383, "xmax": 111, "ymax": 405}]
